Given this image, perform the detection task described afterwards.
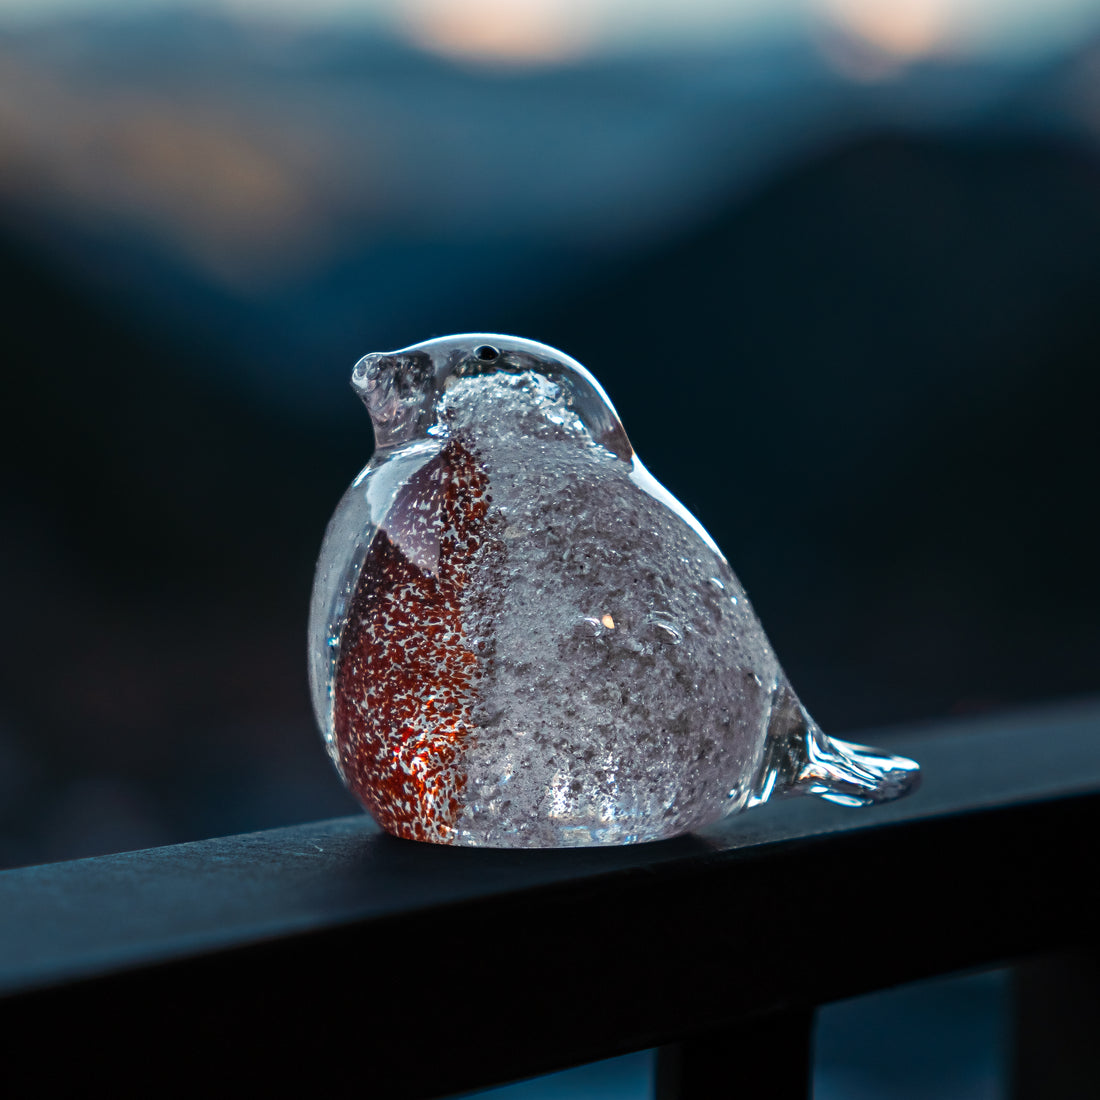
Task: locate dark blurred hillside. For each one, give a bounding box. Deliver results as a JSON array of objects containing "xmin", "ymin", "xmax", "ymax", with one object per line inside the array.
[
  {"xmin": 2, "ymin": 23, "xmax": 1100, "ymax": 867},
  {"xmin": 0, "ymin": 237, "xmax": 364, "ymax": 867}
]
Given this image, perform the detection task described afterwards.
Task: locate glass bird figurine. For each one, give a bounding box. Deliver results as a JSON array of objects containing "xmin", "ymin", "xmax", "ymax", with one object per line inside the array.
[{"xmin": 309, "ymin": 335, "xmax": 919, "ymax": 846}]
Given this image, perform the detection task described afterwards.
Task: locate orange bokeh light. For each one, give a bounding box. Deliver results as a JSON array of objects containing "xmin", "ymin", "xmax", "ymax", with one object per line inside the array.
[
  {"xmin": 401, "ymin": 0, "xmax": 596, "ymax": 65},
  {"xmin": 819, "ymin": 0, "xmax": 951, "ymax": 59}
]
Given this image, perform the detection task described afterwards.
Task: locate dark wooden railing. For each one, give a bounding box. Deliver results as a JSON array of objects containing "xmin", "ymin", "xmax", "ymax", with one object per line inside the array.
[{"xmin": 2, "ymin": 699, "xmax": 1098, "ymax": 1098}]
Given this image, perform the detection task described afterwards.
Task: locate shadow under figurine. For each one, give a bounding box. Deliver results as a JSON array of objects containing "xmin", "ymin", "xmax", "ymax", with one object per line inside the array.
[{"xmin": 309, "ymin": 335, "xmax": 919, "ymax": 846}]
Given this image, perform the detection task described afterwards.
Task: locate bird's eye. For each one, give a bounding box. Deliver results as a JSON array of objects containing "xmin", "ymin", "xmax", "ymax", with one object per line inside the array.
[{"xmin": 474, "ymin": 345, "xmax": 500, "ymax": 362}]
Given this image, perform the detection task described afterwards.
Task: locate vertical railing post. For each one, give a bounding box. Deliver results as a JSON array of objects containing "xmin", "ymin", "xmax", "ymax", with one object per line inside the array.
[
  {"xmin": 1012, "ymin": 951, "xmax": 1099, "ymax": 1100},
  {"xmin": 655, "ymin": 1010, "xmax": 814, "ymax": 1100}
]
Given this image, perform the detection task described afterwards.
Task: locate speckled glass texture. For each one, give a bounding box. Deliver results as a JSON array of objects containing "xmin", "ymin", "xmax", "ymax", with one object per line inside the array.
[{"xmin": 309, "ymin": 335, "xmax": 919, "ymax": 846}]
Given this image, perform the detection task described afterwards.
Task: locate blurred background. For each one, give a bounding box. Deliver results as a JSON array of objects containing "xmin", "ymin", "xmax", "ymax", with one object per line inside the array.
[{"xmin": 2, "ymin": 0, "xmax": 1099, "ymax": 1094}]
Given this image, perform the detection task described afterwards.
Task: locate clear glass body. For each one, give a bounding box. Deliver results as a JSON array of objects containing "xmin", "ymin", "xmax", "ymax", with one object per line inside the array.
[{"xmin": 309, "ymin": 335, "xmax": 919, "ymax": 846}]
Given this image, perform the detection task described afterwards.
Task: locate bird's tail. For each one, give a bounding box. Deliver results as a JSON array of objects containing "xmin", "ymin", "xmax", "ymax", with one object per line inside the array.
[{"xmin": 748, "ymin": 682, "xmax": 920, "ymax": 809}]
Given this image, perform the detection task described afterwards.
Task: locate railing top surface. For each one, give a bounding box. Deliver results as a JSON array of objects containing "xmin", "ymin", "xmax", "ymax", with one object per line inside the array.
[{"xmin": 3, "ymin": 697, "xmax": 1098, "ymax": 999}]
